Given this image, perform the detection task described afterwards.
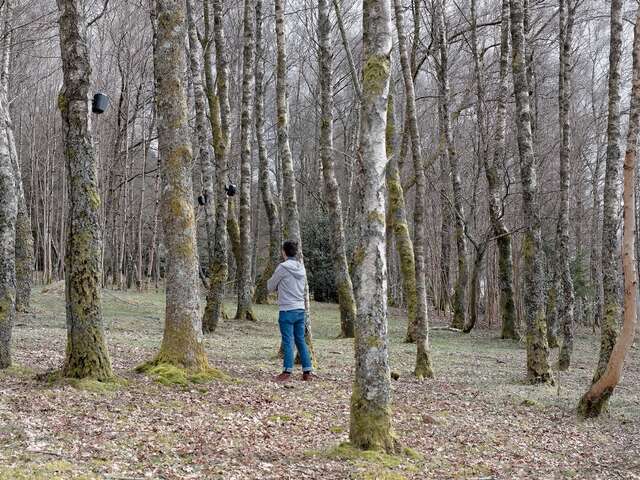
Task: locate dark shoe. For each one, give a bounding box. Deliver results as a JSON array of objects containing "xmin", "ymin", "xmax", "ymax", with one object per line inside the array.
[
  {"xmin": 273, "ymin": 372, "xmax": 292, "ymax": 383},
  {"xmin": 302, "ymin": 372, "xmax": 317, "ymax": 382}
]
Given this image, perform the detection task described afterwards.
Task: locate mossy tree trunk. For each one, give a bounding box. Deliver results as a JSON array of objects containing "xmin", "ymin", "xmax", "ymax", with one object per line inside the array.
[
  {"xmin": 393, "ymin": 0, "xmax": 433, "ymax": 378},
  {"xmin": 150, "ymin": 0, "xmax": 208, "ymax": 370},
  {"xmin": 435, "ymin": 1, "xmax": 466, "ymax": 329},
  {"xmin": 319, "ymin": 0, "xmax": 356, "ymax": 338},
  {"xmin": 594, "ymin": 0, "xmax": 623, "ymax": 386},
  {"xmin": 578, "ymin": 7, "xmax": 640, "ymax": 417},
  {"xmin": 349, "ymin": 0, "xmax": 397, "ymax": 454},
  {"xmin": 202, "ymin": 0, "xmax": 231, "ymax": 332},
  {"xmin": 0, "ymin": 87, "xmax": 16, "ymax": 369},
  {"xmin": 253, "ymin": 0, "xmax": 280, "ymax": 305},
  {"xmin": 557, "ymin": 0, "xmax": 576, "ymax": 370},
  {"xmin": 235, "ymin": 0, "xmax": 256, "ymax": 322},
  {"xmin": 545, "ymin": 255, "xmax": 560, "ymax": 348},
  {"xmin": 385, "ymin": 95, "xmax": 418, "ymax": 344},
  {"xmin": 509, "ymin": 0, "xmax": 553, "ymax": 384},
  {"xmin": 57, "ymin": 0, "xmax": 112, "ymax": 380},
  {"xmin": 275, "ymin": 0, "xmax": 314, "ymax": 360}
]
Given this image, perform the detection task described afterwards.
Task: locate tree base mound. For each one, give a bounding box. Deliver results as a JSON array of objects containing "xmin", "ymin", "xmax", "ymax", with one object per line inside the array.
[{"xmin": 135, "ymin": 360, "xmax": 229, "ymax": 386}]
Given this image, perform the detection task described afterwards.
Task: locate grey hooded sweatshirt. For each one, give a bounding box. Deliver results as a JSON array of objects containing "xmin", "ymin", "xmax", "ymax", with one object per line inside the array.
[{"xmin": 267, "ymin": 258, "xmax": 306, "ymax": 311}]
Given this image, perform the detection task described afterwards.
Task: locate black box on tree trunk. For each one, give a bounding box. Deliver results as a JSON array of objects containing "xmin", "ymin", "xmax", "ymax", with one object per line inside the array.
[{"xmin": 92, "ymin": 93, "xmax": 109, "ymax": 114}]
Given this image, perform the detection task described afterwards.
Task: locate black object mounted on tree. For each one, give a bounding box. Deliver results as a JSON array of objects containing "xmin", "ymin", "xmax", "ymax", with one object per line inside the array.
[
  {"xmin": 225, "ymin": 183, "xmax": 237, "ymax": 197},
  {"xmin": 92, "ymin": 93, "xmax": 109, "ymax": 114},
  {"xmin": 197, "ymin": 193, "xmax": 209, "ymax": 206}
]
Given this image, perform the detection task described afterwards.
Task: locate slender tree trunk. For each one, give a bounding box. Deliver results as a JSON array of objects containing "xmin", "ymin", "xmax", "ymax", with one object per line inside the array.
[
  {"xmin": 350, "ymin": 0, "xmax": 397, "ymax": 453},
  {"xmin": 186, "ymin": 0, "xmax": 215, "ymax": 267},
  {"xmin": 275, "ymin": 0, "xmax": 314, "ymax": 360},
  {"xmin": 509, "ymin": 0, "xmax": 553, "ymax": 384},
  {"xmin": 594, "ymin": 0, "xmax": 623, "ymax": 386},
  {"xmin": 578, "ymin": 7, "xmax": 640, "ymax": 417},
  {"xmin": 1, "ymin": 2, "xmax": 32, "ymax": 313},
  {"xmin": 235, "ymin": 0, "xmax": 256, "ymax": 322},
  {"xmin": 482, "ymin": 0, "xmax": 517, "ymax": 339},
  {"xmin": 333, "ymin": 0, "xmax": 362, "ymax": 101},
  {"xmin": 148, "ymin": 0, "xmax": 208, "ymax": 370},
  {"xmin": 438, "ymin": 133, "xmax": 451, "ymax": 314},
  {"xmin": 319, "ymin": 0, "xmax": 356, "ymax": 338},
  {"xmin": 393, "ymin": 0, "xmax": 433, "ymax": 378},
  {"xmin": 436, "ymin": 1, "xmax": 466, "ymax": 329},
  {"xmin": 57, "ymin": 0, "xmax": 112, "ymax": 380},
  {"xmin": 589, "ymin": 149, "xmax": 603, "ymax": 330},
  {"xmin": 545, "ymin": 247, "xmax": 560, "ymax": 347},
  {"xmin": 253, "ymin": 0, "xmax": 281, "ymax": 305},
  {"xmin": 385, "ymin": 95, "xmax": 419, "ymax": 344},
  {"xmin": 557, "ymin": 0, "xmax": 576, "ymax": 370},
  {"xmin": 0, "ymin": 87, "xmax": 15, "ymax": 369},
  {"xmin": 464, "ymin": 244, "xmax": 486, "ymax": 334},
  {"xmin": 202, "ymin": 0, "xmax": 231, "ymax": 332}
]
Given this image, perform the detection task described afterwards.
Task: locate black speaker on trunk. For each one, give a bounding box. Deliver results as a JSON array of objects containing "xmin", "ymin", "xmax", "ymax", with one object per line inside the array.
[{"xmin": 92, "ymin": 93, "xmax": 109, "ymax": 114}]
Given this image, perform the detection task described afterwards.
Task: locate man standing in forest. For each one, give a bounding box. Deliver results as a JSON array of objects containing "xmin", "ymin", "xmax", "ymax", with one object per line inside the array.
[{"xmin": 268, "ymin": 241, "xmax": 314, "ymax": 382}]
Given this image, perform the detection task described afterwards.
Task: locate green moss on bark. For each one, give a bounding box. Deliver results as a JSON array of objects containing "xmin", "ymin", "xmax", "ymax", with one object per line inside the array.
[
  {"xmin": 363, "ymin": 55, "xmax": 390, "ymax": 97},
  {"xmin": 350, "ymin": 384, "xmax": 398, "ymax": 453}
]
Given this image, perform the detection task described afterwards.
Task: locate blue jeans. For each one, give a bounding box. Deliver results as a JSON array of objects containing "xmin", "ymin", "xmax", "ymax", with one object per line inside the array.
[{"xmin": 279, "ymin": 309, "xmax": 312, "ymax": 373}]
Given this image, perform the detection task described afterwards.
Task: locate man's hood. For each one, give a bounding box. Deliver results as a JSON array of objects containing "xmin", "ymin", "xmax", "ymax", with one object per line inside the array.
[{"xmin": 280, "ymin": 259, "xmax": 305, "ymax": 279}]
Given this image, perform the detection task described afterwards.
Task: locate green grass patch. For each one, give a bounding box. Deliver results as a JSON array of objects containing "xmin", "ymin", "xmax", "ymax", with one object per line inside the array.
[
  {"xmin": 357, "ymin": 471, "xmax": 407, "ymax": 480},
  {"xmin": 268, "ymin": 414, "xmax": 292, "ymax": 423},
  {"xmin": 0, "ymin": 460, "xmax": 97, "ymax": 479},
  {"xmin": 68, "ymin": 377, "xmax": 126, "ymax": 393},
  {"xmin": 0, "ymin": 364, "xmax": 35, "ymax": 379},
  {"xmin": 35, "ymin": 370, "xmax": 125, "ymax": 394}
]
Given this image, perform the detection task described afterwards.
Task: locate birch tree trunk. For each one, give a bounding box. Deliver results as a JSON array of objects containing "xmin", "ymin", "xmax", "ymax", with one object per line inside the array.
[
  {"xmin": 202, "ymin": 0, "xmax": 231, "ymax": 332},
  {"xmin": 385, "ymin": 93, "xmax": 419, "ymax": 344},
  {"xmin": 186, "ymin": 0, "xmax": 215, "ymax": 262},
  {"xmin": 0, "ymin": 88, "xmax": 15, "ymax": 369},
  {"xmin": 2, "ymin": 2, "xmax": 32, "ymax": 313},
  {"xmin": 393, "ymin": 0, "xmax": 433, "ymax": 378},
  {"xmin": 148, "ymin": 0, "xmax": 207, "ymax": 370},
  {"xmin": 253, "ymin": 0, "xmax": 280, "ymax": 305},
  {"xmin": 578, "ymin": 6, "xmax": 640, "ymax": 417},
  {"xmin": 275, "ymin": 0, "xmax": 314, "ymax": 359},
  {"xmin": 253, "ymin": 4, "xmax": 278, "ymax": 301},
  {"xmin": 509, "ymin": 0, "xmax": 553, "ymax": 383},
  {"xmin": 436, "ymin": 0, "xmax": 467, "ymax": 329},
  {"xmin": 594, "ymin": 0, "xmax": 623, "ymax": 384},
  {"xmin": 57, "ymin": 0, "xmax": 112, "ymax": 380},
  {"xmin": 235, "ymin": 0, "xmax": 256, "ymax": 322},
  {"xmin": 557, "ymin": 0, "xmax": 576, "ymax": 370},
  {"xmin": 319, "ymin": 0, "xmax": 356, "ymax": 338},
  {"xmin": 350, "ymin": 0, "xmax": 397, "ymax": 453},
  {"xmin": 480, "ymin": 0, "xmax": 517, "ymax": 339}
]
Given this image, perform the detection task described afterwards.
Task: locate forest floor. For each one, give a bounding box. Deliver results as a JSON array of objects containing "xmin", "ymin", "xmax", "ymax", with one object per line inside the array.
[{"xmin": 0, "ymin": 284, "xmax": 638, "ymax": 480}]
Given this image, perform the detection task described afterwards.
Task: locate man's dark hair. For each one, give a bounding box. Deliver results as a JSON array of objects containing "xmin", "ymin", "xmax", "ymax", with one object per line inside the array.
[{"xmin": 282, "ymin": 240, "xmax": 298, "ymax": 258}]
